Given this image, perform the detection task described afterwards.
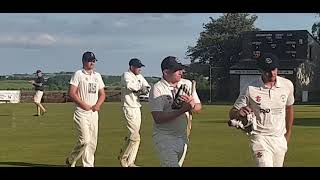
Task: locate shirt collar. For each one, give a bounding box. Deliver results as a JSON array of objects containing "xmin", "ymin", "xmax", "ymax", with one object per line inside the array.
[
  {"xmin": 259, "ymin": 76, "xmax": 281, "ymax": 90},
  {"xmin": 82, "ymin": 69, "xmax": 95, "ymax": 75},
  {"xmin": 160, "ymin": 78, "xmax": 183, "ymax": 89},
  {"xmin": 128, "ymin": 69, "xmax": 137, "ymax": 76}
]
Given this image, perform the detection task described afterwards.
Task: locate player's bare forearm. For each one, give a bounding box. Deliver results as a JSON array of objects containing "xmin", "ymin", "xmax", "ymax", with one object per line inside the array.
[
  {"xmin": 285, "ymin": 105, "xmax": 294, "ymax": 143},
  {"xmin": 70, "ymin": 93, "xmax": 91, "ymax": 111},
  {"xmin": 94, "ymin": 88, "xmax": 106, "ymax": 108},
  {"xmin": 69, "ymin": 85, "xmax": 91, "ymax": 111},
  {"xmin": 193, "ymin": 103, "xmax": 202, "ymax": 113}
]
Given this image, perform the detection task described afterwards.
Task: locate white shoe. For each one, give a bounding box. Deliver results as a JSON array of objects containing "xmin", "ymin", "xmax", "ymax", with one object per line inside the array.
[
  {"xmin": 120, "ymin": 159, "xmax": 128, "ymax": 167},
  {"xmin": 65, "ymin": 157, "xmax": 76, "ymax": 167}
]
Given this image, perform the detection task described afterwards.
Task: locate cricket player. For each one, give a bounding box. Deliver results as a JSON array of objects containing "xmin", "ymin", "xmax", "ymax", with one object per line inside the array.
[
  {"xmin": 66, "ymin": 51, "xmax": 106, "ymax": 167},
  {"xmin": 149, "ymin": 56, "xmax": 202, "ymax": 167},
  {"xmin": 118, "ymin": 58, "xmax": 150, "ymax": 167},
  {"xmin": 229, "ymin": 53, "xmax": 294, "ymax": 167},
  {"xmin": 29, "ymin": 69, "xmax": 46, "ymax": 116}
]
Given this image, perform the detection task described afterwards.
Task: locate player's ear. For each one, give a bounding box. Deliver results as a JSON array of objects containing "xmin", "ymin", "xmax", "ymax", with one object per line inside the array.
[{"xmin": 163, "ymin": 69, "xmax": 169, "ymax": 76}]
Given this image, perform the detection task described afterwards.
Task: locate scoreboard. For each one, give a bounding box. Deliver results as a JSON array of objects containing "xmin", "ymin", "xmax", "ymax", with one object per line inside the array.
[{"xmin": 241, "ymin": 30, "xmax": 309, "ymax": 61}]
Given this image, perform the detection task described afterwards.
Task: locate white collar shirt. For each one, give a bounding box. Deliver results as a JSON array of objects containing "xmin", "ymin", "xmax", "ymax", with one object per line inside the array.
[{"xmin": 234, "ymin": 76, "xmax": 295, "ymax": 136}]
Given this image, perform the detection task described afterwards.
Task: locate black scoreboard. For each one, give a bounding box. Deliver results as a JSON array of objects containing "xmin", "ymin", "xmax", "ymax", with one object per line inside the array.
[{"xmin": 241, "ymin": 30, "xmax": 309, "ymax": 61}]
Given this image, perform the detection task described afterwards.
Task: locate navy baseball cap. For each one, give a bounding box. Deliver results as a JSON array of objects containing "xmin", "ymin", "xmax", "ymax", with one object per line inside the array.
[
  {"xmin": 161, "ymin": 56, "xmax": 186, "ymax": 71},
  {"xmin": 36, "ymin": 70, "xmax": 42, "ymax": 73},
  {"xmin": 257, "ymin": 53, "xmax": 279, "ymax": 72},
  {"xmin": 82, "ymin": 51, "xmax": 98, "ymax": 62},
  {"xmin": 129, "ymin": 58, "xmax": 145, "ymax": 67}
]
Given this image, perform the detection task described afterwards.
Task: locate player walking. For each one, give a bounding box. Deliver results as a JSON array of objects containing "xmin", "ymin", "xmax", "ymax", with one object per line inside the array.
[
  {"xmin": 65, "ymin": 51, "xmax": 106, "ymax": 167},
  {"xmin": 118, "ymin": 58, "xmax": 150, "ymax": 167},
  {"xmin": 229, "ymin": 53, "xmax": 294, "ymax": 167}
]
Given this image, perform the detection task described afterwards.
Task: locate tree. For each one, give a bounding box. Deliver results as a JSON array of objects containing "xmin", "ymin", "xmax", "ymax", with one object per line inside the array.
[
  {"xmin": 46, "ymin": 75, "xmax": 72, "ymax": 90},
  {"xmin": 312, "ymin": 13, "xmax": 320, "ymax": 40},
  {"xmin": 186, "ymin": 13, "xmax": 259, "ymax": 101}
]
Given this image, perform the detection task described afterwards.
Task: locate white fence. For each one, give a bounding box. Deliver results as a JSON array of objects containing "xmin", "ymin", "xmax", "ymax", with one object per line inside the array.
[{"xmin": 0, "ymin": 90, "xmax": 21, "ymax": 103}]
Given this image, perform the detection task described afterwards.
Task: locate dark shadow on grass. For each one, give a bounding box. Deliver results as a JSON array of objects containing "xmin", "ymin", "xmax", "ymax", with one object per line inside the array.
[
  {"xmin": 0, "ymin": 162, "xmax": 62, "ymax": 167},
  {"xmin": 0, "ymin": 114, "xmax": 10, "ymax": 116},
  {"xmin": 294, "ymin": 118, "xmax": 320, "ymax": 127},
  {"xmin": 197, "ymin": 120, "xmax": 227, "ymax": 124}
]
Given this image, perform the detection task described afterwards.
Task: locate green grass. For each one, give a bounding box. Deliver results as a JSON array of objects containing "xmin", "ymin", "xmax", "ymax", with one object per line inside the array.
[
  {"xmin": 0, "ymin": 80, "xmax": 33, "ymax": 90},
  {"xmin": 0, "ymin": 102, "xmax": 319, "ymax": 167}
]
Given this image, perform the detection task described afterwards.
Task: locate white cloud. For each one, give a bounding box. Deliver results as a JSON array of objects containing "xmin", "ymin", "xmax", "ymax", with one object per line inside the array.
[
  {"xmin": 0, "ymin": 33, "xmax": 83, "ymax": 48},
  {"xmin": 35, "ymin": 34, "xmax": 56, "ymax": 45}
]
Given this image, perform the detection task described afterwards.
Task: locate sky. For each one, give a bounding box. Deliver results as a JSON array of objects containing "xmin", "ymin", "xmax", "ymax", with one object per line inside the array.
[{"xmin": 0, "ymin": 13, "xmax": 318, "ymax": 77}]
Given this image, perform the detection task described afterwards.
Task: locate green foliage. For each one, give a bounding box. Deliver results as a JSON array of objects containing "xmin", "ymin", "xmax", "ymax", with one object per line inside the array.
[
  {"xmin": 186, "ymin": 13, "xmax": 259, "ymax": 100},
  {"xmin": 0, "ymin": 74, "xmax": 161, "ymax": 91},
  {"xmin": 145, "ymin": 76, "xmax": 161, "ymax": 85},
  {"xmin": 187, "ymin": 13, "xmax": 259, "ymax": 65},
  {"xmin": 102, "ymin": 75, "xmax": 121, "ymax": 87},
  {"xmin": 183, "ymin": 72, "xmax": 209, "ymax": 90},
  {"xmin": 312, "ymin": 13, "xmax": 320, "ymax": 40},
  {"xmin": 46, "ymin": 75, "xmax": 72, "ymax": 91}
]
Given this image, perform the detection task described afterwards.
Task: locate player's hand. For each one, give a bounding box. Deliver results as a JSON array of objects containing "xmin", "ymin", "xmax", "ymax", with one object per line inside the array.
[
  {"xmin": 238, "ymin": 106, "xmax": 252, "ymax": 118},
  {"xmin": 139, "ymin": 86, "xmax": 150, "ymax": 95},
  {"xmin": 284, "ymin": 131, "xmax": 291, "ymax": 144},
  {"xmin": 91, "ymin": 105, "xmax": 100, "ymax": 112},
  {"xmin": 29, "ymin": 80, "xmax": 35, "ymax": 84},
  {"xmin": 82, "ymin": 104, "xmax": 92, "ymax": 111},
  {"xmin": 179, "ymin": 95, "xmax": 195, "ymax": 112}
]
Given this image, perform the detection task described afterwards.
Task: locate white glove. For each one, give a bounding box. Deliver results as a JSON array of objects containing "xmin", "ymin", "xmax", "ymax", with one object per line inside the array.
[
  {"xmin": 228, "ymin": 112, "xmax": 257, "ymax": 135},
  {"xmin": 139, "ymin": 86, "xmax": 150, "ymax": 95}
]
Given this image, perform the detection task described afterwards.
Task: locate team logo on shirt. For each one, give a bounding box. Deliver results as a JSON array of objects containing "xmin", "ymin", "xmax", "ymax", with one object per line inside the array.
[
  {"xmin": 256, "ymin": 152, "xmax": 263, "ymax": 158},
  {"xmin": 280, "ymin": 94, "xmax": 286, "ymax": 103},
  {"xmin": 85, "ymin": 77, "xmax": 88, "ymax": 81},
  {"xmin": 255, "ymin": 96, "xmax": 261, "ymax": 102}
]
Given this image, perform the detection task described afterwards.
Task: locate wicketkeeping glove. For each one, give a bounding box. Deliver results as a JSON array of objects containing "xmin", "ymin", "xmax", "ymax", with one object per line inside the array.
[
  {"xmin": 228, "ymin": 112, "xmax": 257, "ymax": 135},
  {"xmin": 171, "ymin": 84, "xmax": 190, "ymax": 110},
  {"xmin": 138, "ymin": 86, "xmax": 150, "ymax": 95}
]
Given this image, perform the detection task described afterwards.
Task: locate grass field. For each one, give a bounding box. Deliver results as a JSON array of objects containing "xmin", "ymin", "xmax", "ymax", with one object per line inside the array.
[
  {"xmin": 0, "ymin": 80, "xmax": 33, "ymax": 90},
  {"xmin": 0, "ymin": 102, "xmax": 319, "ymax": 167}
]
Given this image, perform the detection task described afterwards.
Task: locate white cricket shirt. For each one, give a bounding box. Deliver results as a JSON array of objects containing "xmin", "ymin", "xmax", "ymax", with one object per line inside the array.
[
  {"xmin": 121, "ymin": 70, "xmax": 150, "ymax": 108},
  {"xmin": 234, "ymin": 76, "xmax": 294, "ymax": 137},
  {"xmin": 149, "ymin": 78, "xmax": 201, "ymax": 138},
  {"xmin": 70, "ymin": 69, "xmax": 105, "ymax": 111}
]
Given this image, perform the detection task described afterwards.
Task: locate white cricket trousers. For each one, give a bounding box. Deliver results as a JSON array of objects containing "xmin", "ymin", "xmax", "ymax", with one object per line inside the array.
[
  {"xmin": 250, "ymin": 135, "xmax": 288, "ymax": 167},
  {"xmin": 120, "ymin": 107, "xmax": 141, "ymax": 166},
  {"xmin": 33, "ymin": 90, "xmax": 43, "ymax": 103},
  {"xmin": 153, "ymin": 134, "xmax": 187, "ymax": 167},
  {"xmin": 68, "ymin": 110, "xmax": 99, "ymax": 167}
]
